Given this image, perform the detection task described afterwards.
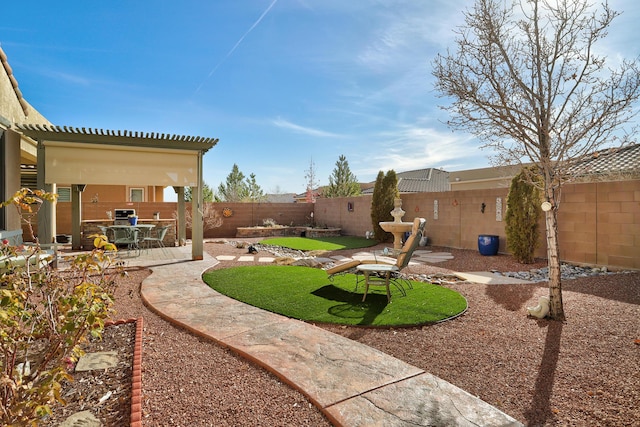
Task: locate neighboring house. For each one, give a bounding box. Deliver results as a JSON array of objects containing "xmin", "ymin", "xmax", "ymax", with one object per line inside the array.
[
  {"xmin": 293, "ymin": 168, "xmax": 448, "ymax": 201},
  {"xmin": 449, "ymin": 143, "xmax": 640, "ymax": 191},
  {"xmin": 567, "ymin": 143, "xmax": 640, "ymax": 180},
  {"xmin": 449, "ymin": 164, "xmax": 523, "ymax": 191},
  {"xmin": 294, "ymin": 188, "xmax": 323, "ymax": 203},
  {"xmin": 264, "ymin": 193, "xmax": 297, "ymax": 203},
  {"xmin": 361, "ymin": 168, "xmax": 451, "ymax": 194}
]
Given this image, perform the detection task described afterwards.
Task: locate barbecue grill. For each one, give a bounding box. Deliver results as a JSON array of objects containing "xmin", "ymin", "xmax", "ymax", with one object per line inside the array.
[{"xmin": 114, "ymin": 209, "xmax": 136, "ymax": 225}]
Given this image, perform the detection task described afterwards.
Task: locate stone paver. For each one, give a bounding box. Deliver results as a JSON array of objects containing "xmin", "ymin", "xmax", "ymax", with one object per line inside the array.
[
  {"xmin": 59, "ymin": 410, "xmax": 103, "ymax": 427},
  {"xmin": 454, "ymin": 271, "xmax": 534, "ymax": 285},
  {"xmin": 136, "ymin": 245, "xmax": 523, "ymax": 426},
  {"xmin": 75, "ymin": 351, "xmax": 118, "ymax": 372}
]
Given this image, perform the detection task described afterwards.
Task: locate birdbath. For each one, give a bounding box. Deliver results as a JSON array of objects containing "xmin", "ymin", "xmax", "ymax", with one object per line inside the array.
[{"xmin": 379, "ymin": 198, "xmax": 413, "ymax": 250}]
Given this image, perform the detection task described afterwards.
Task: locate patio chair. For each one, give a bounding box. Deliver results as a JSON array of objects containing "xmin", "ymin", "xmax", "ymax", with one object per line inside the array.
[
  {"xmin": 142, "ymin": 225, "xmax": 170, "ymax": 250},
  {"xmin": 0, "ymin": 229, "xmax": 59, "ymax": 269},
  {"xmin": 113, "ymin": 227, "xmax": 140, "ymax": 256},
  {"xmin": 356, "ymin": 217, "xmax": 426, "ymax": 302}
]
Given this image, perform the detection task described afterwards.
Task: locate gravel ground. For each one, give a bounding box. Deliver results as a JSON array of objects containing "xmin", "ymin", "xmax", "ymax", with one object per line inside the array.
[
  {"xmin": 111, "ymin": 266, "xmax": 330, "ymax": 427},
  {"xmin": 47, "ymin": 242, "xmax": 639, "ymax": 426},
  {"xmin": 41, "ymin": 322, "xmax": 135, "ymax": 426}
]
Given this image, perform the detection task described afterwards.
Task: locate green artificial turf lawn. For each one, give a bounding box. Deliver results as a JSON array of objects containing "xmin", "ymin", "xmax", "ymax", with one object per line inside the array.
[
  {"xmin": 260, "ymin": 236, "xmax": 377, "ymax": 251},
  {"xmin": 203, "ymin": 265, "xmax": 467, "ymax": 327}
]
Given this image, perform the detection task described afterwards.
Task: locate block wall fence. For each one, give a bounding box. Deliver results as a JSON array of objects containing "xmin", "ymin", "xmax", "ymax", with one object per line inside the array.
[
  {"xmin": 49, "ymin": 179, "xmax": 639, "ymax": 270},
  {"xmin": 313, "ymin": 180, "xmax": 639, "ymax": 270}
]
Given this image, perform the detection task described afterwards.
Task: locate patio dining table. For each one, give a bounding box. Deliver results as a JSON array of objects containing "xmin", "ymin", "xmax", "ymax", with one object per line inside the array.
[
  {"xmin": 107, "ymin": 224, "xmax": 155, "ymax": 236},
  {"xmin": 107, "ymin": 224, "xmax": 155, "ymax": 254}
]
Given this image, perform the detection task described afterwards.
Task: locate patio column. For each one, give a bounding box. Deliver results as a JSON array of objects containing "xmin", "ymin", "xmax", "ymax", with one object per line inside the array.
[
  {"xmin": 174, "ymin": 186, "xmax": 186, "ymax": 246},
  {"xmin": 71, "ymin": 185, "xmax": 84, "ymax": 250},
  {"xmin": 191, "ymin": 151, "xmax": 204, "ymax": 260},
  {"xmin": 36, "ymin": 140, "xmax": 56, "ymax": 243}
]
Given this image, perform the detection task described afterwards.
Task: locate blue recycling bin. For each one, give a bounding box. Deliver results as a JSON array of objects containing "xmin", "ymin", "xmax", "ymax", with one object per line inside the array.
[{"xmin": 478, "ymin": 235, "xmax": 499, "ymax": 256}]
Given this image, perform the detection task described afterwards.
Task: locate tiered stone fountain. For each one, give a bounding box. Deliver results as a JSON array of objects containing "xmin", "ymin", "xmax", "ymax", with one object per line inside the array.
[{"xmin": 379, "ymin": 198, "xmax": 413, "ymax": 249}]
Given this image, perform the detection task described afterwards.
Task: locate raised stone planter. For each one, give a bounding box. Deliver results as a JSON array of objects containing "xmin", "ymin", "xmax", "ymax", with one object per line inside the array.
[
  {"xmin": 236, "ymin": 226, "xmax": 341, "ymax": 238},
  {"xmin": 304, "ymin": 228, "xmax": 341, "ymax": 238}
]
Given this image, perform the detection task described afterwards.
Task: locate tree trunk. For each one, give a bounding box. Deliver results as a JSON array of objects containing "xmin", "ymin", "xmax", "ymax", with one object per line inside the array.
[{"xmin": 544, "ymin": 207, "xmax": 565, "ymax": 320}]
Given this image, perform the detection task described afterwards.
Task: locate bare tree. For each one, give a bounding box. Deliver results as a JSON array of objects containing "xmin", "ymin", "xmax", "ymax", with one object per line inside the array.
[
  {"xmin": 304, "ymin": 158, "xmax": 320, "ymax": 203},
  {"xmin": 174, "ymin": 204, "xmax": 223, "ymax": 232},
  {"xmin": 433, "ymin": 0, "xmax": 640, "ymax": 319}
]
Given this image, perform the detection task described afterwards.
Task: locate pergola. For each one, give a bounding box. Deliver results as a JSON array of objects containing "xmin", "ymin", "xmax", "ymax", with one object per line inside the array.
[{"xmin": 16, "ymin": 124, "xmax": 218, "ymax": 260}]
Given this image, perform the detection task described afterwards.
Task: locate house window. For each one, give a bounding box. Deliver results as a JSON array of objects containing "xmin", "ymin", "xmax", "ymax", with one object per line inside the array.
[
  {"xmin": 57, "ymin": 187, "xmax": 71, "ymax": 202},
  {"xmin": 130, "ymin": 188, "xmax": 144, "ymax": 202}
]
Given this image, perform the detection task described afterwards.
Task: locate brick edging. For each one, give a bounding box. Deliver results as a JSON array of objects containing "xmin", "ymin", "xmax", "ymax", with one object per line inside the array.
[{"xmin": 104, "ymin": 317, "xmax": 144, "ymax": 427}]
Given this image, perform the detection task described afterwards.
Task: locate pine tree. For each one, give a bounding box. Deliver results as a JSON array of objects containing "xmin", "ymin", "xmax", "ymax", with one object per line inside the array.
[
  {"xmin": 324, "ymin": 155, "xmax": 361, "ymax": 198},
  {"xmin": 217, "ymin": 164, "xmax": 248, "ymax": 202},
  {"xmin": 245, "ymin": 173, "xmax": 265, "ymax": 202},
  {"xmin": 185, "ymin": 182, "xmax": 214, "ymax": 202}
]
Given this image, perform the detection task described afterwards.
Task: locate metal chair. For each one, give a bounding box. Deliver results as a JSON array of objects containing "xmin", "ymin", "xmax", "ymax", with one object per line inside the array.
[
  {"xmin": 113, "ymin": 227, "xmax": 140, "ymax": 256},
  {"xmin": 142, "ymin": 225, "xmax": 170, "ymax": 250}
]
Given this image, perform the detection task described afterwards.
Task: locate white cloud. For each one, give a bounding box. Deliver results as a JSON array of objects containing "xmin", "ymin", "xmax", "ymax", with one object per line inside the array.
[
  {"xmin": 272, "ymin": 117, "xmax": 343, "ymax": 138},
  {"xmin": 354, "ymin": 124, "xmax": 485, "ymax": 177}
]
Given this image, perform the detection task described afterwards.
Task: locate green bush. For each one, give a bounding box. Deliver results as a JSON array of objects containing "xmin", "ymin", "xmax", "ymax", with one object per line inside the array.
[
  {"xmin": 0, "ymin": 189, "xmax": 122, "ymax": 425},
  {"xmin": 370, "ymin": 170, "xmax": 399, "ymax": 242},
  {"xmin": 505, "ymin": 168, "xmax": 542, "ymax": 263}
]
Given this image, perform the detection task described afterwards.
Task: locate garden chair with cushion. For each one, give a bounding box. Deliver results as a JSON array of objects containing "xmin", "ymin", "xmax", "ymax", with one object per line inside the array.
[
  {"xmin": 326, "ymin": 217, "xmax": 426, "ymax": 301},
  {"xmin": 356, "ymin": 217, "xmax": 426, "ymax": 302},
  {"xmin": 0, "ymin": 229, "xmax": 59, "ymax": 270}
]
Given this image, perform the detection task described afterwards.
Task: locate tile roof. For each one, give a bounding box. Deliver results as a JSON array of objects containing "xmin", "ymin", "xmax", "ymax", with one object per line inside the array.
[
  {"xmin": 264, "ymin": 193, "xmax": 296, "ymax": 203},
  {"xmin": 362, "ymin": 168, "xmax": 450, "ymax": 194},
  {"xmin": 567, "ymin": 143, "xmax": 640, "ymax": 177}
]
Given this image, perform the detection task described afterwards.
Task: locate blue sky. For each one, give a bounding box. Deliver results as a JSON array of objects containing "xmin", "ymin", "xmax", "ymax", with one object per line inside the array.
[{"xmin": 2, "ymin": 0, "xmax": 638, "ymax": 199}]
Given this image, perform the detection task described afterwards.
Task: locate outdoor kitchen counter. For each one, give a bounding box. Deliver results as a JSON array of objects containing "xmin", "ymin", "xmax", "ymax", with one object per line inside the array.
[{"xmin": 80, "ymin": 219, "xmax": 176, "ymax": 250}]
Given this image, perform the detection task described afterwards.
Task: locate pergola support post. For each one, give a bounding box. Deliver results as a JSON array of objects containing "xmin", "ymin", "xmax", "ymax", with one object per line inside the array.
[
  {"xmin": 36, "ymin": 140, "xmax": 56, "ymax": 243},
  {"xmin": 191, "ymin": 151, "xmax": 204, "ymax": 260},
  {"xmin": 71, "ymin": 185, "xmax": 83, "ymax": 250},
  {"xmin": 174, "ymin": 186, "xmax": 186, "ymax": 246}
]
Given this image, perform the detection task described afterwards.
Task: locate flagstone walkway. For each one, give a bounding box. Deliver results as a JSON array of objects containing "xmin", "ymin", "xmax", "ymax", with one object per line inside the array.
[{"xmin": 133, "ymin": 245, "xmax": 523, "ymax": 426}]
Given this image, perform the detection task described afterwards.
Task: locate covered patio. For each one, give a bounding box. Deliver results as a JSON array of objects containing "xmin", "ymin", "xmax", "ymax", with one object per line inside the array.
[{"xmin": 15, "ymin": 124, "xmax": 218, "ymax": 260}]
